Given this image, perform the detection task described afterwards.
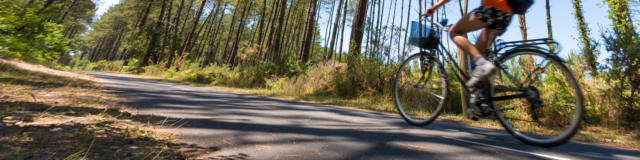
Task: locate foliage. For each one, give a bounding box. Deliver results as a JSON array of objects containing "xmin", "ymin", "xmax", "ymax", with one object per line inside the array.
[
  {"xmin": 0, "ymin": 1, "xmax": 68, "ymax": 62},
  {"xmin": 602, "ymin": 30, "xmax": 640, "ymax": 127},
  {"xmin": 601, "ymin": 0, "xmax": 640, "ymax": 128},
  {"xmin": 0, "ymin": 0, "xmax": 94, "ymax": 64}
]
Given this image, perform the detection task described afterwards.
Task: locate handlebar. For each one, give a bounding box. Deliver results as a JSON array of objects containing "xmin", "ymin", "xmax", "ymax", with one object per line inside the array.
[
  {"xmin": 418, "ymin": 15, "xmax": 452, "ymax": 30},
  {"xmin": 430, "ymin": 20, "xmax": 450, "ymax": 29}
]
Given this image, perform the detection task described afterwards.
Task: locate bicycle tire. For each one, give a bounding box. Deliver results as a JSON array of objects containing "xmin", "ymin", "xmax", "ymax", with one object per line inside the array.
[
  {"xmin": 394, "ymin": 53, "xmax": 449, "ymax": 126},
  {"xmin": 491, "ymin": 49, "xmax": 584, "ymax": 147}
]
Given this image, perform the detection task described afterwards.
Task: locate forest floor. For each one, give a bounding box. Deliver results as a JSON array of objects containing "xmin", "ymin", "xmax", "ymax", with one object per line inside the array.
[
  {"xmin": 0, "ymin": 59, "xmax": 215, "ymax": 159},
  {"xmin": 108, "ymin": 69, "xmax": 640, "ymax": 151}
]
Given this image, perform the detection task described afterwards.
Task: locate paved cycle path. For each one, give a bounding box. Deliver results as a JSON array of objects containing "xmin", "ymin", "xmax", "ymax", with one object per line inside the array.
[{"xmin": 85, "ymin": 71, "xmax": 639, "ymax": 160}]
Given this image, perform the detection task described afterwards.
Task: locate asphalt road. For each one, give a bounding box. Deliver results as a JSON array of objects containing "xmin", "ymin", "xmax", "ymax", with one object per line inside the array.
[{"xmin": 86, "ymin": 71, "xmax": 639, "ymax": 160}]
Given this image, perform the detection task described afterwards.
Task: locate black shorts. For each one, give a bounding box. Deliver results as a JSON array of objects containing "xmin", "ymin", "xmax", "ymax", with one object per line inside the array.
[{"xmin": 472, "ymin": 6, "xmax": 514, "ymax": 32}]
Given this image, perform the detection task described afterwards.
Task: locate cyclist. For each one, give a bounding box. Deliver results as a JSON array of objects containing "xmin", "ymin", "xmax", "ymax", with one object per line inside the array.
[
  {"xmin": 425, "ymin": 0, "xmax": 518, "ymax": 87},
  {"xmin": 425, "ymin": 0, "xmax": 531, "ymax": 119}
]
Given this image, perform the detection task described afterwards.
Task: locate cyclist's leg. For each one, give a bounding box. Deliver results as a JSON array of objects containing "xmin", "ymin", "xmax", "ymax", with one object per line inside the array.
[
  {"xmin": 475, "ymin": 28, "xmax": 502, "ymax": 56},
  {"xmin": 448, "ymin": 13, "xmax": 487, "ymax": 59}
]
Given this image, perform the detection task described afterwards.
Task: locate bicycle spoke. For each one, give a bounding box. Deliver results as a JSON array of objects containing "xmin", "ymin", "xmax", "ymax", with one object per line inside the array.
[{"xmin": 429, "ymin": 92, "xmax": 444, "ymax": 100}]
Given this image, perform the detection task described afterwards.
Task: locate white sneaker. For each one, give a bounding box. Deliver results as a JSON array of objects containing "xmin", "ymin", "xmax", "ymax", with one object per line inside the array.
[{"xmin": 466, "ymin": 62, "xmax": 497, "ymax": 88}]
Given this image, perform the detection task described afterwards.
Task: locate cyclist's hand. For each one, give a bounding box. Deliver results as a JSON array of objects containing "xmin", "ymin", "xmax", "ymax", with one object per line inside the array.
[{"xmin": 424, "ymin": 7, "xmax": 436, "ymax": 17}]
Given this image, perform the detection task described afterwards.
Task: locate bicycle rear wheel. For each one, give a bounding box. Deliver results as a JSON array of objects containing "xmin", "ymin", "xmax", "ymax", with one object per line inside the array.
[
  {"xmin": 394, "ymin": 53, "xmax": 448, "ymax": 126},
  {"xmin": 491, "ymin": 49, "xmax": 584, "ymax": 147}
]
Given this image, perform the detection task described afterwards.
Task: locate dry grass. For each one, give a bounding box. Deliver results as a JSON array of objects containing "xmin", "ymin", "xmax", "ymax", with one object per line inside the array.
[{"xmin": 0, "ymin": 60, "xmax": 214, "ymax": 159}]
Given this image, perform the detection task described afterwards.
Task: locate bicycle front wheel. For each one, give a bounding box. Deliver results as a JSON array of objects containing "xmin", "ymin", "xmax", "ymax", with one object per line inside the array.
[
  {"xmin": 491, "ymin": 49, "xmax": 584, "ymax": 147},
  {"xmin": 394, "ymin": 53, "xmax": 448, "ymax": 126}
]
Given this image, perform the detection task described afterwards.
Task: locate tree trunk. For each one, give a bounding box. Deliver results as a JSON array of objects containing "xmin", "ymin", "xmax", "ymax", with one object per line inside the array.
[
  {"xmin": 90, "ymin": 37, "xmax": 107, "ymax": 62},
  {"xmin": 166, "ymin": 0, "xmax": 186, "ymax": 68},
  {"xmin": 192, "ymin": 5, "xmax": 218, "ymax": 57},
  {"xmin": 387, "ymin": 0, "xmax": 398, "ymax": 64},
  {"xmin": 259, "ymin": 0, "xmax": 279, "ymax": 59},
  {"xmin": 518, "ymin": 15, "xmax": 527, "ymax": 40},
  {"xmin": 179, "ymin": 0, "xmax": 195, "ymax": 37},
  {"xmin": 279, "ymin": 0, "xmax": 296, "ymax": 56},
  {"xmin": 196, "ymin": 3, "xmax": 221, "ymax": 59},
  {"xmin": 57, "ymin": 0, "xmax": 77, "ymax": 23},
  {"xmin": 322, "ymin": 1, "xmax": 336, "ymax": 61},
  {"xmin": 572, "ymin": 0, "xmax": 598, "ymax": 76},
  {"xmin": 300, "ymin": 0, "xmax": 318, "ymax": 63},
  {"xmin": 545, "ymin": 0, "xmax": 554, "ymax": 53},
  {"xmin": 141, "ymin": 0, "xmax": 168, "ymax": 66},
  {"xmin": 337, "ymin": 0, "xmax": 349, "ymax": 63},
  {"xmin": 202, "ymin": 3, "xmax": 228, "ymax": 67},
  {"xmin": 158, "ymin": 0, "xmax": 175, "ymax": 64},
  {"xmin": 268, "ymin": 0, "xmax": 288, "ymax": 57},
  {"xmin": 263, "ymin": 0, "xmax": 281, "ymax": 60},
  {"xmin": 347, "ymin": 0, "xmax": 369, "ymax": 69},
  {"xmin": 176, "ymin": 0, "xmax": 208, "ymax": 68},
  {"xmin": 327, "ymin": 0, "xmax": 345, "ymax": 62},
  {"xmin": 400, "ymin": 0, "xmax": 410, "ymax": 61},
  {"xmin": 364, "ymin": 0, "xmax": 374, "ymax": 60},
  {"xmin": 109, "ymin": 25, "xmax": 126, "ymax": 61},
  {"xmin": 221, "ymin": 0, "xmax": 242, "ymax": 64},
  {"xmin": 136, "ymin": 0, "xmax": 155, "ymax": 29},
  {"xmin": 253, "ymin": 0, "xmax": 268, "ymax": 47},
  {"xmin": 229, "ymin": 0, "xmax": 253, "ymax": 66},
  {"xmin": 374, "ymin": 0, "xmax": 384, "ymax": 59},
  {"xmin": 457, "ymin": 0, "xmax": 470, "ymax": 118}
]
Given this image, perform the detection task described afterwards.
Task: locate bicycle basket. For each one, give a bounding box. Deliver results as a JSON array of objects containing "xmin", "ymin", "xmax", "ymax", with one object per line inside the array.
[{"xmin": 408, "ymin": 21, "xmax": 439, "ymax": 49}]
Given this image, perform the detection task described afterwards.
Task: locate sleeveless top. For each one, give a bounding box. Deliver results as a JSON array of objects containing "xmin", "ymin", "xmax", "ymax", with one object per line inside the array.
[{"xmin": 482, "ymin": 0, "xmax": 513, "ymax": 13}]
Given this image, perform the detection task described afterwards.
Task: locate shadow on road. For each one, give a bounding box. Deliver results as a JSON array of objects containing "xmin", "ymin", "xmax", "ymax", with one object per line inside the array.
[{"xmin": 88, "ymin": 71, "xmax": 640, "ymax": 159}]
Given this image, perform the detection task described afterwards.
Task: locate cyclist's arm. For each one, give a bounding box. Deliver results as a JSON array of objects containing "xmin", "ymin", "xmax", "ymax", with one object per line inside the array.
[
  {"xmin": 425, "ymin": 0, "xmax": 451, "ymax": 16},
  {"xmin": 432, "ymin": 0, "xmax": 451, "ymax": 9}
]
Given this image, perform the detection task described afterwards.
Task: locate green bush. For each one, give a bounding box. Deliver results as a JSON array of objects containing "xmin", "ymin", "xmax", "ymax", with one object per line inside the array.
[
  {"xmin": 0, "ymin": 1, "xmax": 70, "ymax": 63},
  {"xmin": 265, "ymin": 77, "xmax": 284, "ymax": 90},
  {"xmin": 69, "ymin": 58, "xmax": 90, "ymax": 69},
  {"xmin": 142, "ymin": 63, "xmax": 167, "ymax": 76}
]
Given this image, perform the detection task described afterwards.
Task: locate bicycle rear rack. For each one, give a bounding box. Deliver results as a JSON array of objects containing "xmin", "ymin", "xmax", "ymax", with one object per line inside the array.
[{"xmin": 495, "ymin": 38, "xmax": 561, "ymax": 54}]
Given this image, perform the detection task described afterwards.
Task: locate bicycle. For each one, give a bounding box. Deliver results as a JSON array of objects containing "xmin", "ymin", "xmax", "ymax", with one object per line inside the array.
[{"xmin": 393, "ymin": 19, "xmax": 584, "ymax": 147}]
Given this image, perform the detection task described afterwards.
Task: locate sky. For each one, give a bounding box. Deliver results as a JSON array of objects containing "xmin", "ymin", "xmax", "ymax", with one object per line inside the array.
[
  {"xmin": 92, "ymin": 0, "xmax": 625, "ymax": 63},
  {"xmin": 314, "ymin": 0, "xmax": 619, "ymax": 63},
  {"xmin": 92, "ymin": 0, "xmax": 120, "ymax": 19}
]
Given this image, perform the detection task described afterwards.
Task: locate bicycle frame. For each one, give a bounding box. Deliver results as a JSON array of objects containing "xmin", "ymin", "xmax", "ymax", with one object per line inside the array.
[
  {"xmin": 418, "ymin": 19, "xmax": 474, "ymax": 95},
  {"xmin": 417, "ymin": 19, "xmax": 559, "ymax": 103},
  {"xmin": 432, "ymin": 43, "xmax": 472, "ymax": 94}
]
